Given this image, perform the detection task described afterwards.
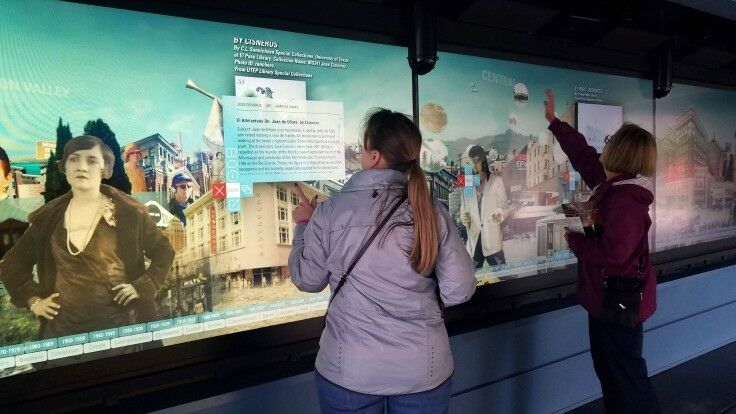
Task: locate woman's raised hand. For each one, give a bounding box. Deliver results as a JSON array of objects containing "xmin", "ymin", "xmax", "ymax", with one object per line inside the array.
[
  {"xmin": 544, "ymin": 89, "xmax": 556, "ymax": 123},
  {"xmin": 293, "ymin": 183, "xmax": 318, "ymax": 224}
]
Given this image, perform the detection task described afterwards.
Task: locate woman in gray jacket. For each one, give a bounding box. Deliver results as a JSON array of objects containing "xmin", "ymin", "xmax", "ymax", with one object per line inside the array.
[{"xmin": 289, "ymin": 109, "xmax": 476, "ymax": 413}]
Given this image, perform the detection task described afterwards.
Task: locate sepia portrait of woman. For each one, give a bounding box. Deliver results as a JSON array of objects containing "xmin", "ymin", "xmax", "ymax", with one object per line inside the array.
[
  {"xmin": 0, "ymin": 135, "xmax": 175, "ymax": 340},
  {"xmin": 0, "ymin": 146, "xmax": 14, "ymax": 200}
]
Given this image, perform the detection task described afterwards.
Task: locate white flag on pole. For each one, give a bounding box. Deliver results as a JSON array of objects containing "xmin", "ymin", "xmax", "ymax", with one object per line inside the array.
[{"xmin": 203, "ymin": 98, "xmax": 224, "ymax": 154}]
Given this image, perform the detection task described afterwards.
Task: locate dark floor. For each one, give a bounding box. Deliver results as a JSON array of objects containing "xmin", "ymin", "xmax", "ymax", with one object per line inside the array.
[{"xmin": 569, "ymin": 340, "xmax": 736, "ymax": 414}]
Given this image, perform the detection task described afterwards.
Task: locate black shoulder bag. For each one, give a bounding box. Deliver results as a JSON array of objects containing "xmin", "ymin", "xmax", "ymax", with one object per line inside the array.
[
  {"xmin": 589, "ymin": 182, "xmax": 646, "ymax": 329},
  {"xmin": 600, "ymin": 255, "xmax": 646, "ymax": 329},
  {"xmin": 322, "ymin": 194, "xmax": 407, "ymax": 328}
]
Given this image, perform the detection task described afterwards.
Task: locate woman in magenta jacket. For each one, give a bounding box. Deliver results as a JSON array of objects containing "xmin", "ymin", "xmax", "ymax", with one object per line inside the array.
[{"xmin": 545, "ymin": 90, "xmax": 660, "ymax": 413}]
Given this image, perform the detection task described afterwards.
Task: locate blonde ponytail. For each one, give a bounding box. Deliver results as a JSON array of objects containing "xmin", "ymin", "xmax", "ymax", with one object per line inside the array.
[
  {"xmin": 408, "ymin": 161, "xmax": 439, "ymax": 274},
  {"xmin": 362, "ymin": 108, "xmax": 440, "ymax": 274}
]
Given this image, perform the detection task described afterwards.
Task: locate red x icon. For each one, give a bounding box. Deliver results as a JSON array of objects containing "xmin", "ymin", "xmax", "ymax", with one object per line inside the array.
[
  {"xmin": 455, "ymin": 175, "xmax": 465, "ymax": 187},
  {"xmin": 212, "ymin": 183, "xmax": 226, "ymax": 200}
]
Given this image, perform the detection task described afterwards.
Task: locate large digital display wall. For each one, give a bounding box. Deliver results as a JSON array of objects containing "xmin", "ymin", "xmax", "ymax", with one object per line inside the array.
[
  {"xmin": 0, "ymin": 0, "xmax": 411, "ymax": 378},
  {"xmin": 418, "ymin": 52, "xmax": 653, "ymax": 283},
  {"xmin": 1, "ymin": 0, "xmax": 734, "ymax": 384},
  {"xmin": 654, "ymin": 82, "xmax": 736, "ymax": 251}
]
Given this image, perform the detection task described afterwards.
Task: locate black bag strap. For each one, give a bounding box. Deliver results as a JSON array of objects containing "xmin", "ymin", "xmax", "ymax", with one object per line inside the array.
[
  {"xmin": 593, "ymin": 178, "xmax": 648, "ymax": 279},
  {"xmin": 327, "ymin": 194, "xmax": 407, "ymax": 309},
  {"xmin": 602, "ymin": 254, "xmax": 645, "ymax": 278},
  {"xmin": 637, "ymin": 254, "xmax": 645, "ymax": 274}
]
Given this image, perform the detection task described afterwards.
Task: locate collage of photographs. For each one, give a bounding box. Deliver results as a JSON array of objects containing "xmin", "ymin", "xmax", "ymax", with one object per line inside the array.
[{"xmin": 0, "ymin": 0, "xmax": 735, "ymax": 379}]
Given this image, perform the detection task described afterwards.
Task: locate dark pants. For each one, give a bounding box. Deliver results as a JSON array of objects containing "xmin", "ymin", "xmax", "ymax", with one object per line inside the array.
[
  {"xmin": 473, "ymin": 235, "xmax": 506, "ymax": 268},
  {"xmin": 314, "ymin": 371, "xmax": 451, "ymax": 414},
  {"xmin": 588, "ymin": 315, "xmax": 660, "ymax": 414}
]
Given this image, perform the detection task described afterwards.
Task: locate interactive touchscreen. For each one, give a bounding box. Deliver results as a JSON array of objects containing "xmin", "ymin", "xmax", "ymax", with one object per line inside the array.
[
  {"xmin": 654, "ymin": 82, "xmax": 736, "ymax": 251},
  {"xmin": 418, "ymin": 52, "xmax": 653, "ymax": 283},
  {"xmin": 0, "ymin": 0, "xmax": 410, "ymax": 377}
]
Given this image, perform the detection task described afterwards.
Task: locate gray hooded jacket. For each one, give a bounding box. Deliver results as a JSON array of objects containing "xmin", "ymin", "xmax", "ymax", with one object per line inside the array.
[{"xmin": 289, "ymin": 169, "xmax": 476, "ymax": 395}]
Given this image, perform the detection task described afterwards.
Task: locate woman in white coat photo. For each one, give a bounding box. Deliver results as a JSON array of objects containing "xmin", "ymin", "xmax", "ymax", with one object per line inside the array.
[{"xmin": 460, "ymin": 145, "xmax": 509, "ymax": 268}]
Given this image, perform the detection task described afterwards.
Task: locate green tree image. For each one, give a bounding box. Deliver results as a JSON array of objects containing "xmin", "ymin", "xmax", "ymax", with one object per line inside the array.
[
  {"xmin": 43, "ymin": 118, "xmax": 73, "ymax": 202},
  {"xmin": 42, "ymin": 150, "xmax": 62, "ymax": 202},
  {"xmin": 83, "ymin": 119, "xmax": 131, "ymax": 194},
  {"xmin": 0, "ymin": 295, "xmax": 39, "ymax": 346}
]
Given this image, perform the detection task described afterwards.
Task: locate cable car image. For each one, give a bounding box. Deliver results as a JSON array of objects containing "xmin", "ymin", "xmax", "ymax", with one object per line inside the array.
[{"xmin": 536, "ymin": 214, "xmax": 568, "ymax": 258}]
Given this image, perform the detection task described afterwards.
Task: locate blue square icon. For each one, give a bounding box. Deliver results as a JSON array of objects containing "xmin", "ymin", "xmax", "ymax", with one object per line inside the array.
[
  {"xmin": 463, "ymin": 164, "xmax": 473, "ymax": 175},
  {"xmin": 464, "ymin": 175, "xmax": 474, "ymax": 187},
  {"xmin": 227, "ymin": 198, "xmax": 241, "ymax": 212},
  {"xmin": 240, "ymin": 183, "xmax": 253, "ymax": 198},
  {"xmin": 472, "ymin": 175, "xmax": 481, "ymax": 186},
  {"xmin": 463, "ymin": 187, "xmax": 474, "ymax": 197}
]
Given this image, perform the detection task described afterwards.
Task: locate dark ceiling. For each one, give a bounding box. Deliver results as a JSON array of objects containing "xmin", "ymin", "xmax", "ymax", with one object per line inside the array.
[
  {"xmin": 423, "ymin": 0, "xmax": 736, "ymax": 80},
  {"xmin": 74, "ymin": 0, "xmax": 736, "ymax": 87},
  {"xmin": 446, "ymin": 0, "xmax": 736, "ymax": 68}
]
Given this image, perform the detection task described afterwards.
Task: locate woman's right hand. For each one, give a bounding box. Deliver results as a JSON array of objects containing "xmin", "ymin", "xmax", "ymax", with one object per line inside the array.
[
  {"xmin": 293, "ymin": 183, "xmax": 318, "ymax": 224},
  {"xmin": 460, "ymin": 212, "xmax": 471, "ymax": 228},
  {"xmin": 544, "ymin": 89, "xmax": 556, "ymax": 123},
  {"xmin": 28, "ymin": 293, "xmax": 61, "ymax": 320}
]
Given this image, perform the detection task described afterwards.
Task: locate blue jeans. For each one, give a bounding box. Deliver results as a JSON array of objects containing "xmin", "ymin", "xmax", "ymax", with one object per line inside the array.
[{"xmin": 314, "ymin": 371, "xmax": 452, "ymax": 414}]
